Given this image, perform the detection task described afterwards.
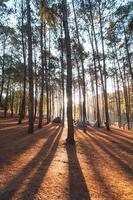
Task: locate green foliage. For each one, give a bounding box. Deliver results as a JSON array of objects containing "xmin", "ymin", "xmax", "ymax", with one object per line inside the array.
[{"xmin": 40, "ymin": 0, "xmax": 59, "ymax": 27}]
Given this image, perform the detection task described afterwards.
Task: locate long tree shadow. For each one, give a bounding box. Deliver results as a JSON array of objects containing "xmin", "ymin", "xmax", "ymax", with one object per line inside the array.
[
  {"xmin": 77, "ymin": 136, "xmax": 118, "ymax": 200},
  {"xmin": 20, "ymin": 126, "xmax": 63, "ymax": 200},
  {"xmin": 66, "ymin": 144, "xmax": 91, "ymax": 200},
  {"xmin": 0, "ymin": 123, "xmax": 55, "ymax": 168},
  {"xmin": 84, "ymin": 131, "xmax": 133, "ymax": 178},
  {"xmin": 111, "ymin": 127, "xmax": 133, "ymax": 139},
  {"xmin": 87, "ymin": 128, "xmax": 132, "ymax": 154},
  {"xmin": 97, "ymin": 127, "xmax": 132, "ymax": 142},
  {"xmin": 0, "ymin": 125, "xmax": 63, "ymax": 200},
  {"xmin": 87, "ymin": 126, "xmax": 132, "ymax": 149},
  {"xmin": 88, "ymin": 127, "xmax": 132, "ymax": 146}
]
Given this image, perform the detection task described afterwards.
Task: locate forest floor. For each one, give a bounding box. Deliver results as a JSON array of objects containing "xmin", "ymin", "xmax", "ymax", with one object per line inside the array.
[{"xmin": 0, "ymin": 118, "xmax": 133, "ymax": 200}]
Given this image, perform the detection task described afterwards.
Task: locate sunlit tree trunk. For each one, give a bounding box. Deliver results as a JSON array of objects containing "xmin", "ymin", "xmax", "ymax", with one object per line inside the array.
[
  {"xmin": 98, "ymin": 0, "xmax": 110, "ymax": 130},
  {"xmin": 74, "ymin": 50, "xmax": 82, "ymax": 121},
  {"xmin": 86, "ymin": 0, "xmax": 107, "ymax": 128},
  {"xmin": 72, "ymin": 0, "xmax": 86, "ymax": 132},
  {"xmin": 87, "ymin": 24, "xmax": 101, "ymax": 127},
  {"xmin": 62, "ymin": 0, "xmax": 75, "ymax": 144}
]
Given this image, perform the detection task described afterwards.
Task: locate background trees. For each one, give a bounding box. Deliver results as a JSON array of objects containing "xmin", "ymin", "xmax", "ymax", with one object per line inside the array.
[{"xmin": 0, "ymin": 0, "xmax": 132, "ymax": 134}]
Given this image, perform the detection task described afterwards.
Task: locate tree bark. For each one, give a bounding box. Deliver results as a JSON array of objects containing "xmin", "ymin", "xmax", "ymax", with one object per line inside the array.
[
  {"xmin": 26, "ymin": 0, "xmax": 34, "ymax": 133},
  {"xmin": 0, "ymin": 36, "xmax": 6, "ymax": 106},
  {"xmin": 60, "ymin": 19, "xmax": 65, "ymax": 126},
  {"xmin": 4, "ymin": 77, "xmax": 10, "ymax": 118},
  {"xmin": 38, "ymin": 22, "xmax": 45, "ymax": 128},
  {"xmin": 62, "ymin": 0, "xmax": 75, "ymax": 144},
  {"xmin": 98, "ymin": 0, "xmax": 110, "ymax": 130},
  {"xmin": 18, "ymin": 0, "xmax": 27, "ymax": 124},
  {"xmin": 72, "ymin": 0, "xmax": 86, "ymax": 132}
]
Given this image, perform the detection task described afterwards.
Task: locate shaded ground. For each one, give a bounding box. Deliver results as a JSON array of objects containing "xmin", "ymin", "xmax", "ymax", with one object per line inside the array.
[{"xmin": 0, "ymin": 118, "xmax": 133, "ymax": 200}]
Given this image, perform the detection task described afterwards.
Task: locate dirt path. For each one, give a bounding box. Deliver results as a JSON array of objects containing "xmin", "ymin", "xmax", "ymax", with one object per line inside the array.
[{"xmin": 0, "ymin": 118, "xmax": 132, "ymax": 200}]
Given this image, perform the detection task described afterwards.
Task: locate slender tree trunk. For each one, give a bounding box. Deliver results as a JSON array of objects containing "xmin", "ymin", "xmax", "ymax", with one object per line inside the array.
[
  {"xmin": 74, "ymin": 50, "xmax": 82, "ymax": 121},
  {"xmin": 72, "ymin": 0, "xmax": 86, "ymax": 132},
  {"xmin": 0, "ymin": 36, "xmax": 6, "ymax": 106},
  {"xmin": 38, "ymin": 22, "xmax": 45, "ymax": 128},
  {"xmin": 73, "ymin": 85, "xmax": 76, "ymax": 121},
  {"xmin": 122, "ymin": 58, "xmax": 131, "ymax": 129},
  {"xmin": 89, "ymin": 69, "xmax": 96, "ymax": 121},
  {"xmin": 26, "ymin": 0, "xmax": 34, "ymax": 133},
  {"xmin": 48, "ymin": 28, "xmax": 51, "ymax": 122},
  {"xmin": 44, "ymin": 25, "xmax": 49, "ymax": 124},
  {"xmin": 34, "ymin": 86, "xmax": 38, "ymax": 120},
  {"xmin": 34, "ymin": 48, "xmax": 38, "ymax": 120},
  {"xmin": 87, "ymin": 23, "xmax": 101, "ymax": 127},
  {"xmin": 122, "ymin": 22, "xmax": 133, "ymax": 91},
  {"xmin": 88, "ymin": 0, "xmax": 110, "ymax": 130},
  {"xmin": 49, "ymin": 88, "xmax": 52, "ymax": 120},
  {"xmin": 62, "ymin": 0, "xmax": 75, "ymax": 144},
  {"xmin": 98, "ymin": 0, "xmax": 110, "ymax": 130},
  {"xmin": 60, "ymin": 20, "xmax": 65, "ymax": 126},
  {"xmin": 18, "ymin": 0, "xmax": 27, "ymax": 124},
  {"xmin": 10, "ymin": 89, "xmax": 15, "ymax": 117},
  {"xmin": 115, "ymin": 46, "xmax": 130, "ymax": 129},
  {"xmin": 4, "ymin": 78, "xmax": 10, "ymax": 118},
  {"xmin": 115, "ymin": 69, "xmax": 122, "ymax": 128},
  {"xmin": 52, "ymin": 89, "xmax": 54, "ymax": 119}
]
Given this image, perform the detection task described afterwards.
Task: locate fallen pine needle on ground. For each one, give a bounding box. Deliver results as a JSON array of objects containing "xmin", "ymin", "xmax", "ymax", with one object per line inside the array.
[{"xmin": 0, "ymin": 118, "xmax": 133, "ymax": 200}]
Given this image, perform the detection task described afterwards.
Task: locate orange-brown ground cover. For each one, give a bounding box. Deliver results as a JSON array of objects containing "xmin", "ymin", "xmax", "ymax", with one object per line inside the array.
[{"xmin": 0, "ymin": 118, "xmax": 133, "ymax": 200}]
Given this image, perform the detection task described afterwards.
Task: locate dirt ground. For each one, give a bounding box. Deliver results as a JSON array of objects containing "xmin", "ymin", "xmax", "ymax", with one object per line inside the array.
[{"xmin": 0, "ymin": 118, "xmax": 132, "ymax": 200}]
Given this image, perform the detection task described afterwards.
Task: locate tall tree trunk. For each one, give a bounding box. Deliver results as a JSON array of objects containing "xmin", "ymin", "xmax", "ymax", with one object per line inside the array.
[
  {"xmin": 115, "ymin": 46, "xmax": 130, "ymax": 129},
  {"xmin": 73, "ymin": 85, "xmax": 76, "ymax": 121},
  {"xmin": 98, "ymin": 0, "xmax": 110, "ymax": 130},
  {"xmin": 48, "ymin": 28, "xmax": 51, "ymax": 122},
  {"xmin": 72, "ymin": 0, "xmax": 86, "ymax": 132},
  {"xmin": 4, "ymin": 77, "xmax": 10, "ymax": 118},
  {"xmin": 60, "ymin": 20, "xmax": 65, "ymax": 126},
  {"xmin": 34, "ymin": 48, "xmax": 38, "ymax": 120},
  {"xmin": 89, "ymin": 68, "xmax": 96, "ymax": 121},
  {"xmin": 18, "ymin": 0, "xmax": 27, "ymax": 124},
  {"xmin": 62, "ymin": 0, "xmax": 75, "ymax": 144},
  {"xmin": 115, "ymin": 69, "xmax": 122, "ymax": 128},
  {"xmin": 122, "ymin": 22, "xmax": 133, "ymax": 91},
  {"xmin": 88, "ymin": 0, "xmax": 110, "ymax": 130},
  {"xmin": 26, "ymin": 0, "xmax": 34, "ymax": 133},
  {"xmin": 87, "ymin": 23, "xmax": 101, "ymax": 127},
  {"xmin": 10, "ymin": 89, "xmax": 15, "ymax": 117},
  {"xmin": 52, "ymin": 88, "xmax": 54, "ymax": 119},
  {"xmin": 38, "ymin": 22, "xmax": 45, "ymax": 128},
  {"xmin": 74, "ymin": 50, "xmax": 82, "ymax": 121},
  {"xmin": 122, "ymin": 58, "xmax": 131, "ymax": 129},
  {"xmin": 0, "ymin": 36, "xmax": 6, "ymax": 106},
  {"xmin": 44, "ymin": 25, "xmax": 49, "ymax": 124}
]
